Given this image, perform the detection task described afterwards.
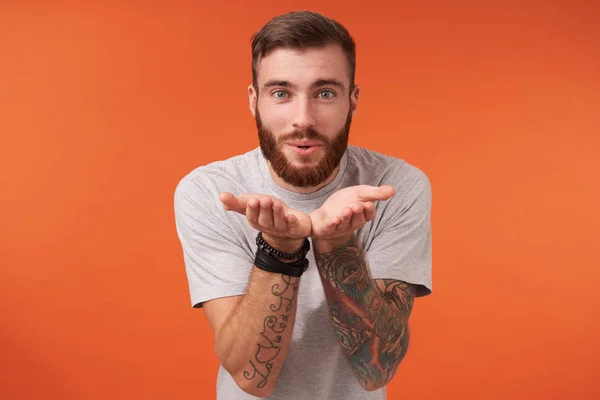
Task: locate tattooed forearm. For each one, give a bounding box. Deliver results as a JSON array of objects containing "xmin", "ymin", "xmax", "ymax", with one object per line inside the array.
[
  {"xmin": 317, "ymin": 238, "xmax": 371, "ymax": 299},
  {"xmin": 315, "ymin": 236, "xmax": 415, "ymax": 390},
  {"xmin": 243, "ymin": 274, "xmax": 299, "ymax": 389}
]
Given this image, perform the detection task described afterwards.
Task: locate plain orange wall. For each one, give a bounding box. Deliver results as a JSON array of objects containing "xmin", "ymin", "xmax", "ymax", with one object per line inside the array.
[{"xmin": 1, "ymin": 1, "xmax": 599, "ymax": 399}]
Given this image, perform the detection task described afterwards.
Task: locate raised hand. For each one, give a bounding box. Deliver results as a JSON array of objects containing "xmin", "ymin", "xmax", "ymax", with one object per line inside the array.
[
  {"xmin": 219, "ymin": 192, "xmax": 312, "ymax": 252},
  {"xmin": 309, "ymin": 185, "xmax": 395, "ymax": 244}
]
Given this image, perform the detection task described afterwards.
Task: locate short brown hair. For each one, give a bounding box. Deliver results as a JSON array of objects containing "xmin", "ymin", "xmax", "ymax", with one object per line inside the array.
[{"xmin": 251, "ymin": 11, "xmax": 356, "ymax": 92}]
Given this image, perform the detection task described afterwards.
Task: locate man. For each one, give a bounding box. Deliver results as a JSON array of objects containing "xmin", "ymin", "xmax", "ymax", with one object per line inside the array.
[{"xmin": 174, "ymin": 10, "xmax": 432, "ymax": 400}]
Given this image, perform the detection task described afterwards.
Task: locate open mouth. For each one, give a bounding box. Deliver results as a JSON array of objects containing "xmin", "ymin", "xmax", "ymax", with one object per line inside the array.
[{"xmin": 288, "ymin": 143, "xmax": 322, "ymax": 155}]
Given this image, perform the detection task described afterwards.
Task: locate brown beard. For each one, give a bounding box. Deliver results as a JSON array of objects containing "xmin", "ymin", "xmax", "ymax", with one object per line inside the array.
[{"xmin": 256, "ymin": 108, "xmax": 352, "ymax": 188}]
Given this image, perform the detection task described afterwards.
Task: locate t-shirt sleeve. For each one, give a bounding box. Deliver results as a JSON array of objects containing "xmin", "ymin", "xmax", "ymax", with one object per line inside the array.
[
  {"xmin": 364, "ymin": 164, "xmax": 432, "ymax": 297},
  {"xmin": 174, "ymin": 175, "xmax": 253, "ymax": 308}
]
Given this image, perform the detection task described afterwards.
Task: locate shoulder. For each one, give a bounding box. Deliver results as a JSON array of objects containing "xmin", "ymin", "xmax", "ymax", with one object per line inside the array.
[
  {"xmin": 346, "ymin": 145, "xmax": 431, "ymax": 195},
  {"xmin": 174, "ymin": 148, "xmax": 261, "ymax": 203},
  {"xmin": 345, "ymin": 146, "xmax": 431, "ymax": 227}
]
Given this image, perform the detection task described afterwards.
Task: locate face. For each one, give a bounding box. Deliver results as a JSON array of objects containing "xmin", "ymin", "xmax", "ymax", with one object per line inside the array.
[{"xmin": 249, "ymin": 44, "xmax": 359, "ymax": 188}]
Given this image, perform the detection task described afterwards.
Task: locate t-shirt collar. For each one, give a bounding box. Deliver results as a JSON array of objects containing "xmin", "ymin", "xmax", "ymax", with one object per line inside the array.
[{"xmin": 257, "ymin": 147, "xmax": 349, "ymax": 203}]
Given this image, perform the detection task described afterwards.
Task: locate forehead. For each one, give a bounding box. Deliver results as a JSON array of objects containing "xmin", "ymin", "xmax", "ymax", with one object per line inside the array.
[{"xmin": 256, "ymin": 44, "xmax": 351, "ymax": 89}]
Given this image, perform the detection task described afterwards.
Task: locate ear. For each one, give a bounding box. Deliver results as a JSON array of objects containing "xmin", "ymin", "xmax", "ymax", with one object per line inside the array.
[
  {"xmin": 248, "ymin": 84, "xmax": 257, "ymax": 117},
  {"xmin": 350, "ymin": 85, "xmax": 360, "ymax": 116}
]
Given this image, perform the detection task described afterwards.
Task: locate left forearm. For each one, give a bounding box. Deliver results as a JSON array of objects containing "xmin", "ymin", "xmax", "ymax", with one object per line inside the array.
[{"xmin": 313, "ymin": 235, "xmax": 410, "ymax": 390}]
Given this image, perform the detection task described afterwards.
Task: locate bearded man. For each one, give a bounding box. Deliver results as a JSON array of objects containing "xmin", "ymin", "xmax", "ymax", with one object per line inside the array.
[{"xmin": 174, "ymin": 10, "xmax": 432, "ymax": 400}]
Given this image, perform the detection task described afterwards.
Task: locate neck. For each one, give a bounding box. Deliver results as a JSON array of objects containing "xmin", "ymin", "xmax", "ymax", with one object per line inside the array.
[{"xmin": 266, "ymin": 163, "xmax": 340, "ymax": 194}]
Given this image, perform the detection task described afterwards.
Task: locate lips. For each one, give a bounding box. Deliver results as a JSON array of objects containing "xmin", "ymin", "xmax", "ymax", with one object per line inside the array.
[
  {"xmin": 287, "ymin": 141, "xmax": 322, "ymax": 147},
  {"xmin": 287, "ymin": 142, "xmax": 322, "ymax": 156}
]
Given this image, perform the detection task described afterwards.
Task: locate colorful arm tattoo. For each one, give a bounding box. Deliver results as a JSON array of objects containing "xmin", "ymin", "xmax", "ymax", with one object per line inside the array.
[{"xmin": 315, "ymin": 236, "xmax": 415, "ymax": 390}]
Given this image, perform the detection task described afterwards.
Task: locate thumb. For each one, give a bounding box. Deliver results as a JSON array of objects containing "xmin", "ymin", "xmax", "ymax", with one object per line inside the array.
[
  {"xmin": 219, "ymin": 192, "xmax": 247, "ymax": 212},
  {"xmin": 357, "ymin": 185, "xmax": 396, "ymax": 202}
]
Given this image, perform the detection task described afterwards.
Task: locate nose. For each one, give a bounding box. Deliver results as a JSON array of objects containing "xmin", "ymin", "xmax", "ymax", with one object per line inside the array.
[{"xmin": 291, "ymin": 97, "xmax": 316, "ymax": 131}]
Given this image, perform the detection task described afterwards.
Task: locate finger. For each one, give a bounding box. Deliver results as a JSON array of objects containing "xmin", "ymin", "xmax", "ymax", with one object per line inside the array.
[
  {"xmin": 350, "ymin": 202, "xmax": 365, "ymax": 214},
  {"xmin": 336, "ymin": 203, "xmax": 363, "ymax": 233},
  {"xmin": 335, "ymin": 206, "xmax": 354, "ymax": 233},
  {"xmin": 246, "ymin": 197, "xmax": 260, "ymax": 226},
  {"xmin": 272, "ymin": 200, "xmax": 288, "ymax": 232},
  {"xmin": 286, "ymin": 213, "xmax": 298, "ymax": 227},
  {"xmin": 257, "ymin": 197, "xmax": 274, "ymax": 228},
  {"xmin": 349, "ymin": 209, "xmax": 367, "ymax": 231},
  {"xmin": 357, "ymin": 185, "xmax": 396, "ymax": 202},
  {"xmin": 219, "ymin": 192, "xmax": 240, "ymax": 212},
  {"xmin": 319, "ymin": 215, "xmax": 341, "ymax": 236},
  {"xmin": 363, "ymin": 201, "xmax": 376, "ymax": 221},
  {"xmin": 339, "ymin": 206, "xmax": 354, "ymax": 225},
  {"xmin": 287, "ymin": 214, "xmax": 303, "ymax": 237}
]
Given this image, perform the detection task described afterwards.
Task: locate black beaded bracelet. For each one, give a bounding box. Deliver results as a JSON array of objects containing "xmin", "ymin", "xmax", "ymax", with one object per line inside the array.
[{"xmin": 255, "ymin": 232, "xmax": 310, "ymax": 260}]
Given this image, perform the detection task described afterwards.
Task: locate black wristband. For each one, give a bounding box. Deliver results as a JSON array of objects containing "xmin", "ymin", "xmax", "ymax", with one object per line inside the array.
[
  {"xmin": 254, "ymin": 247, "xmax": 309, "ymax": 277},
  {"xmin": 255, "ymin": 232, "xmax": 310, "ymax": 260}
]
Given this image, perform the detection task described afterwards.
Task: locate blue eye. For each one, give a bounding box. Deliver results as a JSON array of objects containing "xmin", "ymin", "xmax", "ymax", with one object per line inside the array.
[
  {"xmin": 318, "ymin": 90, "xmax": 335, "ymax": 99},
  {"xmin": 273, "ymin": 90, "xmax": 288, "ymax": 99}
]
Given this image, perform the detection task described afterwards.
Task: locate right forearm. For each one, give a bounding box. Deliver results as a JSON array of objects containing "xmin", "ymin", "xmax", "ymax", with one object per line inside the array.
[{"xmin": 216, "ymin": 266, "xmax": 300, "ymax": 397}]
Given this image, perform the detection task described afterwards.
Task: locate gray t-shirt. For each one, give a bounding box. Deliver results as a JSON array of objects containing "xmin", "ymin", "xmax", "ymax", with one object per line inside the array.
[{"xmin": 174, "ymin": 145, "xmax": 432, "ymax": 400}]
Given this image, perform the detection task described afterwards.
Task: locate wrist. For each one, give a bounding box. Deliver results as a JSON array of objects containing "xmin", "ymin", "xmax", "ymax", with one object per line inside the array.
[
  {"xmin": 312, "ymin": 234, "xmax": 354, "ymax": 252},
  {"xmin": 254, "ymin": 232, "xmax": 310, "ymax": 276},
  {"xmin": 261, "ymin": 233, "xmax": 306, "ymax": 255}
]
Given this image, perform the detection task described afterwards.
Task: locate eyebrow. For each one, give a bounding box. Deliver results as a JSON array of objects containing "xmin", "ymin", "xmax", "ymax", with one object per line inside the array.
[{"xmin": 263, "ymin": 78, "xmax": 346, "ymax": 92}]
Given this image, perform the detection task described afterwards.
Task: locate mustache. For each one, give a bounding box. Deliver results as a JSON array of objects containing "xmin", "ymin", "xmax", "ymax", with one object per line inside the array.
[{"xmin": 279, "ymin": 128, "xmax": 329, "ymax": 144}]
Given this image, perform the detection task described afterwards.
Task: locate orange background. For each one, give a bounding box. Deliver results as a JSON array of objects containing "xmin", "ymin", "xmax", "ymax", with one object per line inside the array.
[{"xmin": 1, "ymin": 1, "xmax": 599, "ymax": 399}]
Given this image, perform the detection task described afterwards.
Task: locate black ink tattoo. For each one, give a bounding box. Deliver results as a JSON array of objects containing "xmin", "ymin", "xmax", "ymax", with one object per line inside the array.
[
  {"xmin": 316, "ymin": 238, "xmax": 371, "ymax": 300},
  {"xmin": 243, "ymin": 274, "xmax": 299, "ymax": 389}
]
